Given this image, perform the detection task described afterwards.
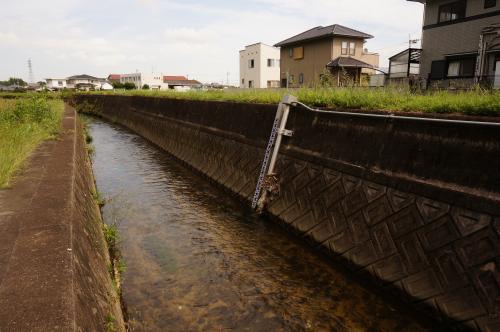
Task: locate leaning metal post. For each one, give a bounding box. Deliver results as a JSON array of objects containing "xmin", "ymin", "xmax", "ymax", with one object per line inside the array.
[{"xmin": 252, "ymin": 95, "xmax": 297, "ymax": 211}]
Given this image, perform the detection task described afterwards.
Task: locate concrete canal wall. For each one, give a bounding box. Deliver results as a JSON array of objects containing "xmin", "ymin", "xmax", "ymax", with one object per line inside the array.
[
  {"xmin": 74, "ymin": 94, "xmax": 500, "ymax": 331},
  {"xmin": 0, "ymin": 106, "xmax": 124, "ymax": 331}
]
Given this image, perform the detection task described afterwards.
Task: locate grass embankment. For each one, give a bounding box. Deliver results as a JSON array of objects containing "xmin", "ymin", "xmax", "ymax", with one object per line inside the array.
[
  {"xmin": 82, "ymin": 88, "xmax": 500, "ymax": 116},
  {"xmin": 0, "ymin": 95, "xmax": 63, "ymax": 187}
]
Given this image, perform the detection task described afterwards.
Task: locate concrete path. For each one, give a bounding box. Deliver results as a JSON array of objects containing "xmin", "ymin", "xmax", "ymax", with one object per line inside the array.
[{"xmin": 0, "ymin": 106, "xmax": 124, "ymax": 331}]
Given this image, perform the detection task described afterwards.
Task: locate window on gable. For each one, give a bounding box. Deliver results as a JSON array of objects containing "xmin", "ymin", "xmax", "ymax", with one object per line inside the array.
[
  {"xmin": 438, "ymin": 1, "xmax": 466, "ymax": 23},
  {"xmin": 293, "ymin": 47, "xmax": 304, "ymax": 60},
  {"xmin": 485, "ymin": 0, "xmax": 496, "ymax": 8}
]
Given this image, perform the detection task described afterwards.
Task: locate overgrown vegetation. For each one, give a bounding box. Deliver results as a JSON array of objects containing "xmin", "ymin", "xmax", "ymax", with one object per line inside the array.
[
  {"xmin": 0, "ymin": 95, "xmax": 63, "ymax": 187},
  {"xmin": 91, "ymin": 188, "xmax": 106, "ymax": 207},
  {"xmin": 81, "ymin": 87, "xmax": 500, "ymax": 116},
  {"xmin": 105, "ymin": 313, "xmax": 117, "ymax": 332}
]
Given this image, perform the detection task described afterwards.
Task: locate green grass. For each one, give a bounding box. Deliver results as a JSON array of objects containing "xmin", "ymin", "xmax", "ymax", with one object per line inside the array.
[
  {"xmin": 91, "ymin": 188, "xmax": 106, "ymax": 207},
  {"xmin": 80, "ymin": 87, "xmax": 500, "ymax": 116},
  {"xmin": 103, "ymin": 222, "xmax": 119, "ymax": 257},
  {"xmin": 0, "ymin": 95, "xmax": 63, "ymax": 188}
]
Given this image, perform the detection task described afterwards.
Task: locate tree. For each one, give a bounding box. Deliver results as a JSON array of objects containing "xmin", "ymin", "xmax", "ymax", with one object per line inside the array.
[
  {"xmin": 112, "ymin": 82, "xmax": 124, "ymax": 89},
  {"xmin": 0, "ymin": 77, "xmax": 27, "ymax": 86},
  {"xmin": 142, "ymin": 84, "xmax": 150, "ymax": 90},
  {"xmin": 123, "ymin": 82, "xmax": 136, "ymax": 90}
]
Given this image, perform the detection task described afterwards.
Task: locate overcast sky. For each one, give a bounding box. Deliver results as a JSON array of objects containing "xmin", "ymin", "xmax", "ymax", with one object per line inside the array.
[{"xmin": 0, "ymin": 0, "xmax": 424, "ymax": 84}]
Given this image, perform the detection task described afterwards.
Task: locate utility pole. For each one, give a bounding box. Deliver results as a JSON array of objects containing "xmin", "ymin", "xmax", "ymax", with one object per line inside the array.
[{"xmin": 226, "ymin": 72, "xmax": 230, "ymax": 86}]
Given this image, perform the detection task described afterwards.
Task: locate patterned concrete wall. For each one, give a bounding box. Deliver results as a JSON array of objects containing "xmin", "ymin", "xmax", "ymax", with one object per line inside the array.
[{"xmin": 74, "ymin": 95, "xmax": 500, "ymax": 331}]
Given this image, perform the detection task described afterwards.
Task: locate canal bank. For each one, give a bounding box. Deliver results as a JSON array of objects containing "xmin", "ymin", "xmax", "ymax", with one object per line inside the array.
[
  {"xmin": 74, "ymin": 94, "xmax": 500, "ymax": 331},
  {"xmin": 87, "ymin": 116, "xmax": 430, "ymax": 331},
  {"xmin": 0, "ymin": 105, "xmax": 125, "ymax": 331}
]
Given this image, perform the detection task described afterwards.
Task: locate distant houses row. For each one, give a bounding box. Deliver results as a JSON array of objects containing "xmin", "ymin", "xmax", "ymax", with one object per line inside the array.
[
  {"xmin": 45, "ymin": 73, "xmax": 202, "ymax": 91},
  {"xmin": 240, "ymin": 0, "xmax": 500, "ymax": 90}
]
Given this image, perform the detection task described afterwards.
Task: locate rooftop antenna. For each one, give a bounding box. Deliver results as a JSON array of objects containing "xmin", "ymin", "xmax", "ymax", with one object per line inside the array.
[{"xmin": 28, "ymin": 58, "xmax": 35, "ymax": 84}]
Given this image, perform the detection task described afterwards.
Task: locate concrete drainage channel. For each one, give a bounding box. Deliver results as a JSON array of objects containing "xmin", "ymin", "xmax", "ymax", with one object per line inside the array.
[{"xmin": 73, "ymin": 94, "xmax": 500, "ymax": 331}]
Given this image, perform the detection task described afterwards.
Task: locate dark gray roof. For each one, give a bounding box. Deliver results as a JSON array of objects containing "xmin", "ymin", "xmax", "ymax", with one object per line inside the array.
[
  {"xmin": 275, "ymin": 24, "xmax": 373, "ymax": 47},
  {"xmin": 67, "ymin": 74, "xmax": 102, "ymax": 80},
  {"xmin": 326, "ymin": 57, "xmax": 374, "ymax": 69}
]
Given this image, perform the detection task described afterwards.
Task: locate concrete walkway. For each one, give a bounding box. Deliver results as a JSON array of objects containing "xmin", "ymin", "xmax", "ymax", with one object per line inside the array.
[{"xmin": 0, "ymin": 106, "xmax": 124, "ymax": 331}]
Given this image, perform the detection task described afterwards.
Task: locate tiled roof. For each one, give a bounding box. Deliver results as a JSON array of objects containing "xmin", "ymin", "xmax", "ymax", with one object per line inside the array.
[
  {"xmin": 163, "ymin": 76, "xmax": 188, "ymax": 81},
  {"xmin": 326, "ymin": 57, "xmax": 374, "ymax": 69},
  {"xmin": 164, "ymin": 79, "xmax": 202, "ymax": 86},
  {"xmin": 275, "ymin": 24, "xmax": 373, "ymax": 47},
  {"xmin": 108, "ymin": 74, "xmax": 121, "ymax": 80}
]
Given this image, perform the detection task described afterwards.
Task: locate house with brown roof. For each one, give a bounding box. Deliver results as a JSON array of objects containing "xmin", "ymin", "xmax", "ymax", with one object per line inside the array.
[
  {"xmin": 107, "ymin": 74, "xmax": 121, "ymax": 84},
  {"xmin": 163, "ymin": 76, "xmax": 202, "ymax": 90},
  {"xmin": 274, "ymin": 24, "xmax": 379, "ymax": 87},
  {"xmin": 408, "ymin": 0, "xmax": 500, "ymax": 89}
]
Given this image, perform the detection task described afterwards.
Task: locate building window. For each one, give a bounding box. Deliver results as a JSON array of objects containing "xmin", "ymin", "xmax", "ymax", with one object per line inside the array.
[
  {"xmin": 267, "ymin": 59, "xmax": 276, "ymax": 67},
  {"xmin": 249, "ymin": 59, "xmax": 255, "ymax": 68},
  {"xmin": 430, "ymin": 60, "xmax": 447, "ymax": 80},
  {"xmin": 248, "ymin": 80, "xmax": 253, "ymax": 88},
  {"xmin": 342, "ymin": 41, "xmax": 356, "ymax": 55},
  {"xmin": 438, "ymin": 1, "xmax": 466, "ymax": 23},
  {"xmin": 242, "ymin": 78, "xmax": 245, "ymax": 84},
  {"xmin": 485, "ymin": 0, "xmax": 496, "ymax": 8},
  {"xmin": 447, "ymin": 57, "xmax": 476, "ymax": 77},
  {"xmin": 293, "ymin": 46, "xmax": 304, "ymax": 60},
  {"xmin": 349, "ymin": 42, "xmax": 356, "ymax": 56},
  {"xmin": 341, "ymin": 42, "xmax": 348, "ymax": 55},
  {"xmin": 299, "ymin": 73, "xmax": 304, "ymax": 84},
  {"xmin": 58, "ymin": 81, "xmax": 63, "ymax": 86},
  {"xmin": 289, "ymin": 75, "xmax": 295, "ymax": 84},
  {"xmin": 289, "ymin": 48, "xmax": 293, "ymax": 57}
]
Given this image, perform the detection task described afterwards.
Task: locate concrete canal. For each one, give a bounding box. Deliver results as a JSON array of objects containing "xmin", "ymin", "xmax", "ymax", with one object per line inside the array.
[{"xmin": 88, "ymin": 117, "xmax": 429, "ymax": 331}]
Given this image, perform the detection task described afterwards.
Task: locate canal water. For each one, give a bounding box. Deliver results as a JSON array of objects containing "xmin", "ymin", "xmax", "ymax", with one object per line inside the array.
[{"xmin": 88, "ymin": 118, "xmax": 428, "ymax": 332}]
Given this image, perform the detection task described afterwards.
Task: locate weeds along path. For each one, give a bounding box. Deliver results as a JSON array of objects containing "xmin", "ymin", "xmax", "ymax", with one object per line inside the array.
[{"xmin": 0, "ymin": 95, "xmax": 63, "ymax": 188}]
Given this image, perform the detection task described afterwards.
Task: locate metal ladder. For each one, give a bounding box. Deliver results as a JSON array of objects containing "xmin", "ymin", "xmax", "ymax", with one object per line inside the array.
[{"xmin": 251, "ymin": 95, "xmax": 297, "ymax": 210}]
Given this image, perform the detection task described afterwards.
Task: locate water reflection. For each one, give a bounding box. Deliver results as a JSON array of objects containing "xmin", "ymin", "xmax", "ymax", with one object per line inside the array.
[{"xmin": 88, "ymin": 118, "xmax": 427, "ymax": 332}]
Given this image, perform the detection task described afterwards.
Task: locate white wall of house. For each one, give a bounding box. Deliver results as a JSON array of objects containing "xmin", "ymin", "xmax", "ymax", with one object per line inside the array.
[
  {"xmin": 239, "ymin": 43, "xmax": 280, "ymax": 88},
  {"xmin": 45, "ymin": 79, "xmax": 67, "ymax": 89},
  {"xmin": 120, "ymin": 73, "xmax": 168, "ymax": 90}
]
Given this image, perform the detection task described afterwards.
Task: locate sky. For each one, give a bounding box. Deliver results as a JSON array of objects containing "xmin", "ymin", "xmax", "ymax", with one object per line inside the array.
[{"xmin": 0, "ymin": 0, "xmax": 424, "ymax": 85}]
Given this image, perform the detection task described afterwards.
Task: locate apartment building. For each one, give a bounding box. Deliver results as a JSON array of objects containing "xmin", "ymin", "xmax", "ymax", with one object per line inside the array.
[
  {"xmin": 239, "ymin": 43, "xmax": 280, "ymax": 88},
  {"xmin": 409, "ymin": 0, "xmax": 500, "ymax": 89},
  {"xmin": 120, "ymin": 72, "xmax": 168, "ymax": 90},
  {"xmin": 275, "ymin": 24, "xmax": 379, "ymax": 87}
]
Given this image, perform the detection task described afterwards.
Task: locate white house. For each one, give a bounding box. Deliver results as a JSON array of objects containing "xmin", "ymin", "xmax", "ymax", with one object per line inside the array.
[
  {"xmin": 120, "ymin": 72, "xmax": 168, "ymax": 90},
  {"xmin": 239, "ymin": 43, "xmax": 280, "ymax": 88},
  {"xmin": 45, "ymin": 74, "xmax": 111, "ymax": 91},
  {"xmin": 45, "ymin": 78, "xmax": 68, "ymax": 90}
]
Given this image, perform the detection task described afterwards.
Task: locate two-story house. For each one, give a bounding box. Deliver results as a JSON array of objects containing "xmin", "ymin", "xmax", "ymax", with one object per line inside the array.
[
  {"xmin": 239, "ymin": 43, "xmax": 281, "ymax": 88},
  {"xmin": 410, "ymin": 0, "xmax": 500, "ymax": 89},
  {"xmin": 274, "ymin": 24, "xmax": 379, "ymax": 87}
]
